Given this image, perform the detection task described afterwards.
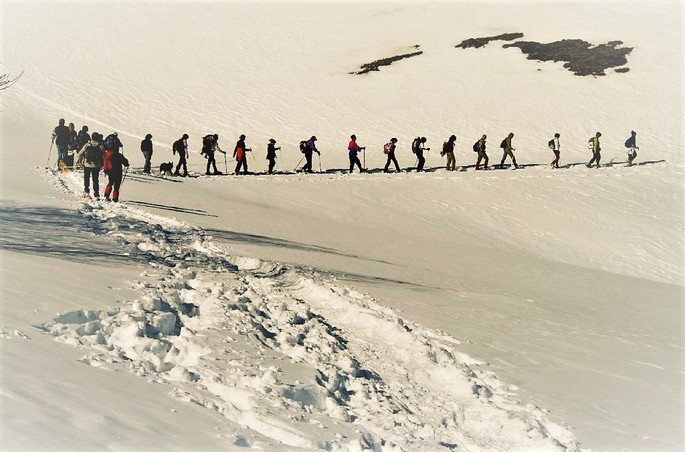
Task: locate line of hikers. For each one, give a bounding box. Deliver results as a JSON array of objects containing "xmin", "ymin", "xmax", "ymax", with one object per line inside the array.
[{"xmin": 53, "ymin": 119, "xmax": 642, "ymax": 187}]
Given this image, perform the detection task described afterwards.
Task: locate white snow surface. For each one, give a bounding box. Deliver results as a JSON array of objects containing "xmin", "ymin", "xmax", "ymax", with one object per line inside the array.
[{"xmin": 1, "ymin": 1, "xmax": 684, "ymax": 451}]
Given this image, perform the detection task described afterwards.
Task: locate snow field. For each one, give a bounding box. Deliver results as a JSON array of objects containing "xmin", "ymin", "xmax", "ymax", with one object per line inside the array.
[{"xmin": 40, "ymin": 168, "xmax": 580, "ymax": 451}]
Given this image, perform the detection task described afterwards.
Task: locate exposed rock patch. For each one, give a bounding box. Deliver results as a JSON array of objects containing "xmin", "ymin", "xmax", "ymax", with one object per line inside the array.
[
  {"xmin": 503, "ymin": 39, "xmax": 632, "ymax": 76},
  {"xmin": 455, "ymin": 33, "xmax": 524, "ymax": 49},
  {"xmin": 350, "ymin": 46, "xmax": 423, "ymax": 75}
]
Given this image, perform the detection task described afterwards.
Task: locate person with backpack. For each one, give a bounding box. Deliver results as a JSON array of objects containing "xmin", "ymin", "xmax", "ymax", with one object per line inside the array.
[
  {"xmin": 441, "ymin": 135, "xmax": 457, "ymax": 171},
  {"xmin": 499, "ymin": 132, "xmax": 518, "ymax": 169},
  {"xmin": 625, "ymin": 130, "xmax": 638, "ymax": 166},
  {"xmin": 103, "ymin": 146, "xmax": 130, "ymax": 202},
  {"xmin": 76, "ymin": 132, "xmax": 104, "ymax": 199},
  {"xmin": 302, "ymin": 136, "xmax": 320, "ymax": 173},
  {"xmin": 173, "ymin": 133, "xmax": 189, "ymax": 177},
  {"xmin": 474, "ymin": 134, "xmax": 489, "ymax": 170},
  {"xmin": 348, "ymin": 134, "xmax": 366, "ymax": 173},
  {"xmin": 412, "ymin": 136, "xmax": 429, "ymax": 172},
  {"xmin": 202, "ymin": 134, "xmax": 225, "ymax": 175},
  {"xmin": 52, "ymin": 118, "xmax": 70, "ymax": 166},
  {"xmin": 266, "ymin": 138, "xmax": 280, "ymax": 174},
  {"xmin": 586, "ymin": 132, "xmax": 602, "ymax": 168},
  {"xmin": 549, "ymin": 133, "xmax": 561, "ymax": 168},
  {"xmin": 140, "ymin": 133, "xmax": 153, "ymax": 174},
  {"xmin": 76, "ymin": 125, "xmax": 90, "ymax": 152},
  {"xmin": 233, "ymin": 134, "xmax": 251, "ymax": 174},
  {"xmin": 383, "ymin": 137, "xmax": 401, "ymax": 173},
  {"xmin": 61, "ymin": 122, "xmax": 78, "ymax": 169},
  {"xmin": 104, "ymin": 132, "xmax": 123, "ymax": 154}
]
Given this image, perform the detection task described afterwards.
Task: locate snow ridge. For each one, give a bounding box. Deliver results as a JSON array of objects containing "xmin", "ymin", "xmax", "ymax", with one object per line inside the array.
[{"xmin": 41, "ymin": 169, "xmax": 580, "ymax": 451}]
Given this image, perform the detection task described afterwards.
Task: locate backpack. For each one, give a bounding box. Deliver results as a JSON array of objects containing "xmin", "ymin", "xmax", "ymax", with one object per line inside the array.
[
  {"xmin": 201, "ymin": 135, "xmax": 213, "ymax": 154},
  {"xmin": 172, "ymin": 139, "xmax": 184, "ymax": 155},
  {"xmin": 299, "ymin": 141, "xmax": 307, "ymax": 153},
  {"xmin": 412, "ymin": 138, "xmax": 421, "ymax": 154},
  {"xmin": 104, "ymin": 134, "xmax": 119, "ymax": 151},
  {"xmin": 473, "ymin": 141, "xmax": 480, "ymax": 152},
  {"xmin": 441, "ymin": 141, "xmax": 449, "ymax": 156},
  {"xmin": 103, "ymin": 149, "xmax": 114, "ymax": 172},
  {"xmin": 548, "ymin": 139, "xmax": 555, "ymax": 150},
  {"xmin": 500, "ymin": 138, "xmax": 507, "ymax": 149},
  {"xmin": 84, "ymin": 143, "xmax": 100, "ymax": 165},
  {"xmin": 624, "ymin": 138, "xmax": 632, "ymax": 148},
  {"xmin": 383, "ymin": 142, "xmax": 392, "ymax": 154}
]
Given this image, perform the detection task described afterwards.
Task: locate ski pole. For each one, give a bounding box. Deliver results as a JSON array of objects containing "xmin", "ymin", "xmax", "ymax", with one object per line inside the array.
[
  {"xmin": 318, "ymin": 153, "xmax": 322, "ymax": 173},
  {"xmin": 224, "ymin": 153, "xmax": 228, "ymax": 173},
  {"xmin": 363, "ymin": 148, "xmax": 366, "ymax": 170},
  {"xmin": 294, "ymin": 155, "xmax": 304, "ymax": 171},
  {"xmin": 121, "ymin": 166, "xmax": 129, "ymax": 188},
  {"xmin": 46, "ymin": 137, "xmax": 55, "ymax": 168}
]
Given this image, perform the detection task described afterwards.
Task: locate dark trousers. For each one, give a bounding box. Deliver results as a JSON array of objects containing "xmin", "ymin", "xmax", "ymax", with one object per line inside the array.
[
  {"xmin": 235, "ymin": 157, "xmax": 248, "ymax": 174},
  {"xmin": 476, "ymin": 151, "xmax": 489, "ymax": 169},
  {"xmin": 349, "ymin": 154, "xmax": 363, "ymax": 173},
  {"xmin": 142, "ymin": 151, "xmax": 152, "ymax": 173},
  {"xmin": 627, "ymin": 149, "xmax": 637, "ymax": 165},
  {"xmin": 83, "ymin": 167, "xmax": 100, "ymax": 196},
  {"xmin": 302, "ymin": 151, "xmax": 313, "ymax": 172},
  {"xmin": 175, "ymin": 154, "xmax": 187, "ymax": 176},
  {"xmin": 267, "ymin": 158, "xmax": 276, "ymax": 174},
  {"xmin": 206, "ymin": 153, "xmax": 219, "ymax": 174},
  {"xmin": 384, "ymin": 152, "xmax": 400, "ymax": 172},
  {"xmin": 551, "ymin": 150, "xmax": 560, "ymax": 168},
  {"xmin": 588, "ymin": 150, "xmax": 601, "ymax": 167},
  {"xmin": 500, "ymin": 149, "xmax": 518, "ymax": 168},
  {"xmin": 415, "ymin": 150, "xmax": 425, "ymax": 171}
]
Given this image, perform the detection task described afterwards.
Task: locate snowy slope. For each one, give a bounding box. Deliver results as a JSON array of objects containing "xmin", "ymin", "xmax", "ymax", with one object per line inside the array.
[{"xmin": 1, "ymin": 1, "xmax": 683, "ymax": 451}]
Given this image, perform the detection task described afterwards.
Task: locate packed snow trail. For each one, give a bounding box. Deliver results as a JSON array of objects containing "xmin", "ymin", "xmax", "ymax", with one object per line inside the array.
[{"xmin": 41, "ymin": 169, "xmax": 580, "ymax": 451}]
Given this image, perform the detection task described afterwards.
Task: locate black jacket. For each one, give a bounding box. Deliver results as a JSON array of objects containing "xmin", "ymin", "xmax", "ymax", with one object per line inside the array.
[{"xmin": 140, "ymin": 138, "xmax": 153, "ymax": 154}]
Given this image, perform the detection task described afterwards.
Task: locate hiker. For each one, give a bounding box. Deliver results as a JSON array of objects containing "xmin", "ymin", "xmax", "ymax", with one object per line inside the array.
[
  {"xmin": 173, "ymin": 133, "xmax": 189, "ymax": 176},
  {"xmin": 474, "ymin": 134, "xmax": 489, "ymax": 170},
  {"xmin": 499, "ymin": 132, "xmax": 518, "ymax": 169},
  {"xmin": 63, "ymin": 122, "xmax": 78, "ymax": 168},
  {"xmin": 76, "ymin": 132, "xmax": 104, "ymax": 199},
  {"xmin": 266, "ymin": 138, "xmax": 280, "ymax": 174},
  {"xmin": 302, "ymin": 136, "xmax": 320, "ymax": 173},
  {"xmin": 348, "ymin": 134, "xmax": 366, "ymax": 173},
  {"xmin": 383, "ymin": 138, "xmax": 401, "ymax": 173},
  {"xmin": 549, "ymin": 133, "xmax": 561, "ymax": 168},
  {"xmin": 412, "ymin": 136, "xmax": 428, "ymax": 171},
  {"xmin": 76, "ymin": 125, "xmax": 90, "ymax": 151},
  {"xmin": 441, "ymin": 135, "xmax": 457, "ymax": 171},
  {"xmin": 625, "ymin": 130, "xmax": 638, "ymax": 166},
  {"xmin": 234, "ymin": 134, "xmax": 250, "ymax": 174},
  {"xmin": 52, "ymin": 118, "xmax": 70, "ymax": 165},
  {"xmin": 140, "ymin": 133, "xmax": 153, "ymax": 174},
  {"xmin": 103, "ymin": 146, "xmax": 130, "ymax": 202},
  {"xmin": 202, "ymin": 134, "xmax": 225, "ymax": 175},
  {"xmin": 587, "ymin": 132, "xmax": 602, "ymax": 168}
]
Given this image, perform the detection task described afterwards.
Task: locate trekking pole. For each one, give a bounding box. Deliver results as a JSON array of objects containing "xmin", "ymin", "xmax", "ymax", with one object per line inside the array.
[
  {"xmin": 121, "ymin": 166, "xmax": 129, "ymax": 188},
  {"xmin": 318, "ymin": 153, "xmax": 322, "ymax": 173},
  {"xmin": 363, "ymin": 149, "xmax": 366, "ymax": 170},
  {"xmin": 46, "ymin": 137, "xmax": 55, "ymax": 168},
  {"xmin": 224, "ymin": 153, "xmax": 228, "ymax": 173},
  {"xmin": 294, "ymin": 155, "xmax": 304, "ymax": 171}
]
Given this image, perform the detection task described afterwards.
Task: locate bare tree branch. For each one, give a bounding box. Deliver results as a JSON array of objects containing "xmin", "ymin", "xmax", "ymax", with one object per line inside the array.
[{"xmin": 0, "ymin": 71, "xmax": 24, "ymax": 91}]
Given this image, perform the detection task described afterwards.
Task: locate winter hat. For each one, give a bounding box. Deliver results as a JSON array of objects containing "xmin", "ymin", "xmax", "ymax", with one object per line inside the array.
[{"xmin": 145, "ymin": 134, "xmax": 152, "ymax": 139}]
